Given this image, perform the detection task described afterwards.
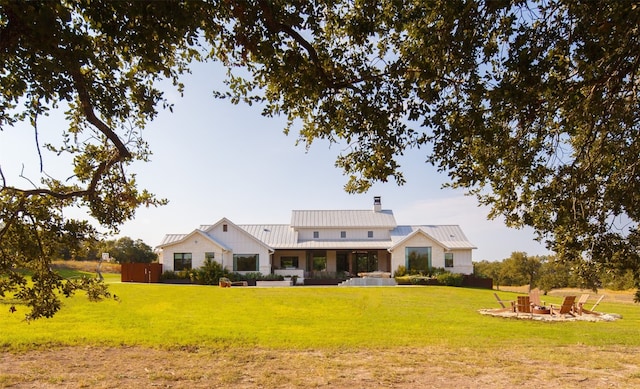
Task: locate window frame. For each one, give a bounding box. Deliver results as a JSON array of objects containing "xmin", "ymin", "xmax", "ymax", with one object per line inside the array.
[
  {"xmin": 280, "ymin": 256, "xmax": 299, "ymax": 269},
  {"xmin": 173, "ymin": 252, "xmax": 192, "ymax": 271},
  {"xmin": 405, "ymin": 247, "xmax": 431, "ymax": 273},
  {"xmin": 307, "ymin": 250, "xmax": 327, "ymax": 272},
  {"xmin": 444, "ymin": 252, "xmax": 454, "ymax": 268},
  {"xmin": 233, "ymin": 254, "xmax": 259, "ymax": 272}
]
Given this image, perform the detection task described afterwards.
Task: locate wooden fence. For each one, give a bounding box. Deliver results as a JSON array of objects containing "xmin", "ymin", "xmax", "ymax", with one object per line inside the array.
[{"xmin": 121, "ymin": 263, "xmax": 163, "ymax": 283}]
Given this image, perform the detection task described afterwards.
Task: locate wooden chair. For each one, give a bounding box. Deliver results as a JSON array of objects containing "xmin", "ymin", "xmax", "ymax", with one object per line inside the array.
[
  {"xmin": 515, "ymin": 295, "xmax": 531, "ymax": 316},
  {"xmin": 550, "ymin": 296, "xmax": 576, "ymax": 316},
  {"xmin": 574, "ymin": 294, "xmax": 590, "ymax": 315},
  {"xmin": 529, "ymin": 288, "xmax": 546, "ymax": 308},
  {"xmin": 493, "ymin": 292, "xmax": 515, "ymax": 312},
  {"xmin": 580, "ymin": 295, "xmax": 605, "ymax": 315}
]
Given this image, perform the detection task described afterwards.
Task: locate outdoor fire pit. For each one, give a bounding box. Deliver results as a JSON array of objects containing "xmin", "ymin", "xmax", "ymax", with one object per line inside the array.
[{"xmin": 532, "ymin": 306, "xmax": 550, "ymax": 314}]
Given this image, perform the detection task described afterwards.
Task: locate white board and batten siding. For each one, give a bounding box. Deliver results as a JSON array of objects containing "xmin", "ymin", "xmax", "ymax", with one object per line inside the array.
[
  {"xmin": 390, "ymin": 232, "xmax": 474, "ymax": 274},
  {"xmin": 204, "ymin": 221, "xmax": 272, "ymax": 274},
  {"xmin": 160, "ymin": 221, "xmax": 272, "ymax": 274},
  {"xmin": 296, "ymin": 227, "xmax": 391, "ymax": 241},
  {"xmin": 159, "ymin": 237, "xmax": 222, "ymax": 272}
]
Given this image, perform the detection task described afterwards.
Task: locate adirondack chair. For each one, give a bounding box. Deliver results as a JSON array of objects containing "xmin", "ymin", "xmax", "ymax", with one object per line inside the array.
[
  {"xmin": 493, "ymin": 292, "xmax": 515, "ymax": 312},
  {"xmin": 579, "ymin": 295, "xmax": 605, "ymax": 315},
  {"xmin": 574, "ymin": 294, "xmax": 590, "ymax": 315},
  {"xmin": 529, "ymin": 288, "xmax": 546, "ymax": 308},
  {"xmin": 515, "ymin": 295, "xmax": 531, "ymax": 314},
  {"xmin": 550, "ymin": 295, "xmax": 577, "ymax": 316}
]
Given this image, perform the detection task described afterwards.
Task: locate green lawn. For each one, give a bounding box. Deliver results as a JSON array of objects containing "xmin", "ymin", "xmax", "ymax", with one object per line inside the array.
[{"xmin": 1, "ymin": 275, "xmax": 639, "ymax": 351}]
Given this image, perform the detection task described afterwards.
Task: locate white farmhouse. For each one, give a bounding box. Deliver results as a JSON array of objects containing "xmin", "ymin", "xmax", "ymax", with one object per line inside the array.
[{"xmin": 157, "ymin": 197, "xmax": 476, "ymax": 280}]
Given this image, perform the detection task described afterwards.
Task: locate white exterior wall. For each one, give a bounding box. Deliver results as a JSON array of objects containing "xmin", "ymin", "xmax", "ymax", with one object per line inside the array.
[
  {"xmin": 297, "ymin": 227, "xmax": 391, "ymax": 241},
  {"xmin": 160, "ymin": 238, "xmax": 225, "ymax": 272},
  {"xmin": 390, "ymin": 234, "xmax": 472, "ymax": 275},
  {"xmin": 161, "ymin": 223, "xmax": 272, "ymax": 274},
  {"xmin": 447, "ymin": 249, "xmax": 474, "ymax": 275},
  {"xmin": 206, "ymin": 223, "xmax": 272, "ymax": 274},
  {"xmin": 232, "ymin": 246, "xmax": 272, "ymax": 274}
]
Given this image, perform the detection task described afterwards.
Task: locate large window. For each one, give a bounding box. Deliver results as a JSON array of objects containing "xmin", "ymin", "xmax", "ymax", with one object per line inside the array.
[
  {"xmin": 307, "ymin": 250, "xmax": 327, "ymax": 271},
  {"xmin": 234, "ymin": 254, "xmax": 259, "ymax": 271},
  {"xmin": 355, "ymin": 251, "xmax": 378, "ymax": 273},
  {"xmin": 174, "ymin": 253, "xmax": 192, "ymax": 271},
  {"xmin": 280, "ymin": 256, "xmax": 299, "ymax": 269},
  {"xmin": 406, "ymin": 247, "xmax": 431, "ymax": 273},
  {"xmin": 336, "ymin": 251, "xmax": 349, "ymax": 273},
  {"xmin": 445, "ymin": 253, "xmax": 454, "ymax": 268}
]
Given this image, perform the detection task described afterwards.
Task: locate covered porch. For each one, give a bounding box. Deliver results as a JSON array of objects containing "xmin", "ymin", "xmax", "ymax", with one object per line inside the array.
[{"xmin": 272, "ymin": 249, "xmax": 391, "ymax": 280}]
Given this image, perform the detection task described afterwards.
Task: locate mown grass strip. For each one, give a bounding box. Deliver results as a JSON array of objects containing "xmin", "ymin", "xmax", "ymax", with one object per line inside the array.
[{"xmin": 1, "ymin": 279, "xmax": 638, "ymax": 351}]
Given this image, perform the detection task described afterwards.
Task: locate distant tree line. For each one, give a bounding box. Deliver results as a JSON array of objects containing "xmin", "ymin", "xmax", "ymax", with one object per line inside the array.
[
  {"xmin": 57, "ymin": 236, "xmax": 156, "ymax": 264},
  {"xmin": 474, "ymin": 252, "xmax": 637, "ymax": 294}
]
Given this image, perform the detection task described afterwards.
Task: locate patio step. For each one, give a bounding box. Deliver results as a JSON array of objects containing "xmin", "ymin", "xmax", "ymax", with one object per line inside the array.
[{"xmin": 339, "ymin": 277, "xmax": 397, "ymax": 287}]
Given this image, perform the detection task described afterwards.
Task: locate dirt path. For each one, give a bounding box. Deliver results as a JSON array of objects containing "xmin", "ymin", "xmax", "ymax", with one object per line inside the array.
[{"xmin": 2, "ymin": 346, "xmax": 639, "ymax": 388}]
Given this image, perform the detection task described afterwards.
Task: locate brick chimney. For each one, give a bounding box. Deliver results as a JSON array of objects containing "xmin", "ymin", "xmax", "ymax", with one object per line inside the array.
[{"xmin": 373, "ymin": 196, "xmax": 382, "ymax": 212}]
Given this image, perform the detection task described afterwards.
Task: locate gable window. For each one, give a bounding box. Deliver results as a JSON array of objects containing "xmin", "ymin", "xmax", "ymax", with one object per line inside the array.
[
  {"xmin": 445, "ymin": 253, "xmax": 454, "ymax": 268},
  {"xmin": 313, "ymin": 231, "xmax": 319, "ymax": 239},
  {"xmin": 367, "ymin": 231, "xmax": 374, "ymax": 238},
  {"xmin": 173, "ymin": 253, "xmax": 192, "ymax": 271},
  {"xmin": 340, "ymin": 231, "xmax": 346, "ymax": 238},
  {"xmin": 233, "ymin": 254, "xmax": 259, "ymax": 271},
  {"xmin": 405, "ymin": 247, "xmax": 431, "ymax": 273},
  {"xmin": 280, "ymin": 256, "xmax": 299, "ymax": 269},
  {"xmin": 223, "ymin": 224, "xmax": 228, "ymax": 232}
]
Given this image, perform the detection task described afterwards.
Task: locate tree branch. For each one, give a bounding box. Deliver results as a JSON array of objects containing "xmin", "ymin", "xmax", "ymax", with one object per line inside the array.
[
  {"xmin": 68, "ymin": 66, "xmax": 132, "ymax": 160},
  {"xmin": 255, "ymin": 0, "xmax": 364, "ymax": 91}
]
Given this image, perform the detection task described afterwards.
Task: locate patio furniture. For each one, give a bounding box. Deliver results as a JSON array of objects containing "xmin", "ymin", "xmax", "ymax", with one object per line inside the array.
[
  {"xmin": 529, "ymin": 288, "xmax": 546, "ymax": 308},
  {"xmin": 515, "ymin": 295, "xmax": 531, "ymax": 316},
  {"xmin": 493, "ymin": 292, "xmax": 515, "ymax": 312},
  {"xmin": 579, "ymin": 295, "xmax": 605, "ymax": 315},
  {"xmin": 574, "ymin": 294, "xmax": 590, "ymax": 315},
  {"xmin": 550, "ymin": 295, "xmax": 576, "ymax": 317}
]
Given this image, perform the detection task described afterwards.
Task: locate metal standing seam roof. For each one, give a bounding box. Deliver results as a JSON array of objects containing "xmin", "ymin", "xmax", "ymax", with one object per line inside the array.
[
  {"xmin": 158, "ymin": 234, "xmax": 188, "ymax": 246},
  {"xmin": 157, "ymin": 230, "xmax": 233, "ymax": 251},
  {"xmin": 391, "ymin": 225, "xmax": 477, "ymax": 249},
  {"xmin": 159, "ymin": 218, "xmax": 475, "ymax": 251},
  {"xmin": 291, "ymin": 209, "xmax": 397, "ymax": 228},
  {"xmin": 238, "ymin": 224, "xmax": 297, "ymax": 247}
]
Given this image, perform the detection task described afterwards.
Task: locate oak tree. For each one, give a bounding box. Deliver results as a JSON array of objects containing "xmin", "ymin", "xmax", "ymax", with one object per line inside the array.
[
  {"xmin": 1, "ymin": 1, "xmax": 207, "ymax": 318},
  {"xmin": 211, "ymin": 0, "xmax": 640, "ymax": 296},
  {"xmin": 2, "ymin": 0, "xmax": 640, "ymax": 319}
]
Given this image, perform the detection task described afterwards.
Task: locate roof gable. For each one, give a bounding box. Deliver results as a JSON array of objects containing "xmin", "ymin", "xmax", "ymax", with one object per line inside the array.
[
  {"xmin": 157, "ymin": 229, "xmax": 231, "ymax": 251},
  {"xmin": 202, "ymin": 217, "xmax": 275, "ymax": 252},
  {"xmin": 390, "ymin": 225, "xmax": 476, "ymax": 251}
]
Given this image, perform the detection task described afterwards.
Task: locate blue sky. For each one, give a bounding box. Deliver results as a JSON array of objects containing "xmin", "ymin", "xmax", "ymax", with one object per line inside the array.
[{"xmin": 0, "ymin": 61, "xmax": 549, "ymax": 261}]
